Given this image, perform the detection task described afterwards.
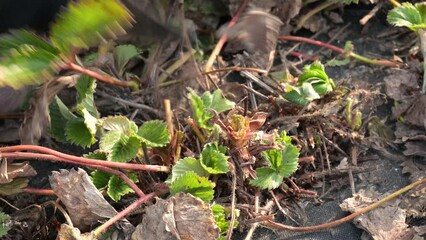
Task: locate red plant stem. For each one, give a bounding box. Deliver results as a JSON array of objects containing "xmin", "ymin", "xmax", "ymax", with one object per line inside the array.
[
  {"xmin": 23, "ymin": 188, "xmax": 56, "ymax": 196},
  {"xmin": 204, "ymin": 0, "xmax": 249, "ymax": 72},
  {"xmin": 279, "ymin": 35, "xmax": 401, "ymax": 68},
  {"xmin": 0, "ymin": 145, "xmax": 169, "ymax": 172},
  {"xmin": 279, "ymin": 35, "xmax": 345, "ymax": 54},
  {"xmin": 65, "ymin": 62, "xmax": 130, "ymax": 87},
  {"xmin": 2, "ymin": 152, "xmax": 145, "ymax": 197},
  {"xmin": 288, "ymin": 52, "xmax": 319, "ymax": 61},
  {"xmin": 94, "ymin": 192, "xmax": 157, "ymax": 236}
]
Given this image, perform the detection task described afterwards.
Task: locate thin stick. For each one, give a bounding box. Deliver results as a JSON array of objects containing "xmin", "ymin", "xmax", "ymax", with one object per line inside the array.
[
  {"xmin": 245, "ymin": 189, "xmax": 260, "ymax": 240},
  {"xmin": 164, "ymin": 99, "xmax": 174, "ymax": 140},
  {"xmin": 263, "ymin": 178, "xmax": 426, "ymax": 231},
  {"xmin": 226, "ymin": 163, "xmax": 237, "ymax": 240}
]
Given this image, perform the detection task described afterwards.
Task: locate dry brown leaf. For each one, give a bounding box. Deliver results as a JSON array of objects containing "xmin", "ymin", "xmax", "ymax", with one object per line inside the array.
[
  {"xmin": 56, "ymin": 224, "xmax": 97, "ymax": 240},
  {"xmin": 219, "ymin": 9, "xmax": 283, "ymax": 72},
  {"xmin": 403, "ymin": 141, "xmax": 426, "ymax": 158},
  {"xmin": 0, "ymin": 159, "xmax": 36, "ymax": 184},
  {"xmin": 132, "ymin": 193, "xmax": 219, "ymax": 240},
  {"xmin": 0, "ymin": 86, "xmax": 32, "ymax": 113},
  {"xmin": 404, "ymin": 94, "xmax": 426, "ymax": 129},
  {"xmin": 20, "ymin": 74, "xmax": 79, "ymax": 145},
  {"xmin": 49, "ymin": 168, "xmax": 134, "ymax": 234},
  {"xmin": 384, "ymin": 69, "xmax": 419, "ymax": 102},
  {"xmin": 340, "ymin": 189, "xmax": 411, "ymax": 240}
]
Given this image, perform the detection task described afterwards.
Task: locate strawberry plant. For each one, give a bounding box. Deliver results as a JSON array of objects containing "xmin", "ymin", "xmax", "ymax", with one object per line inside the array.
[
  {"xmin": 388, "ymin": 2, "xmax": 426, "ymax": 92},
  {"xmin": 284, "ymin": 61, "xmax": 335, "ymax": 106},
  {"xmin": 0, "ymin": 0, "xmax": 135, "ymax": 89}
]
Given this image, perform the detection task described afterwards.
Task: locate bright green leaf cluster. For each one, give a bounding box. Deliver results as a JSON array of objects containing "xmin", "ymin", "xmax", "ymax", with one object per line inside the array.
[
  {"xmin": 387, "ymin": 3, "xmax": 426, "ymax": 32},
  {"xmin": 113, "ymin": 45, "xmax": 141, "ymax": 76},
  {"xmin": 200, "ymin": 143, "xmax": 229, "ymax": 174},
  {"xmin": 88, "ymin": 118, "xmax": 169, "ymax": 200},
  {"xmin": 211, "ymin": 204, "xmax": 239, "ymax": 235},
  {"xmin": 168, "ymin": 142, "xmax": 229, "ymax": 201},
  {"xmin": 188, "ymin": 88, "xmax": 235, "ymax": 130},
  {"xmin": 50, "ymin": 76, "xmax": 98, "ymax": 147},
  {"xmin": 0, "ymin": 30, "xmax": 62, "ymax": 89},
  {"xmin": 137, "ymin": 120, "xmax": 170, "ymax": 148},
  {"xmin": 170, "ymin": 171, "xmax": 215, "ymax": 202},
  {"xmin": 0, "ymin": 0, "xmax": 132, "ymax": 89},
  {"xmin": 0, "ymin": 212, "xmax": 11, "ymax": 237},
  {"xmin": 284, "ymin": 61, "xmax": 334, "ymax": 106},
  {"xmin": 50, "ymin": 0, "xmax": 132, "ymax": 55},
  {"xmin": 250, "ymin": 131, "xmax": 299, "ymax": 190},
  {"xmin": 91, "ymin": 170, "xmax": 138, "ymax": 202}
]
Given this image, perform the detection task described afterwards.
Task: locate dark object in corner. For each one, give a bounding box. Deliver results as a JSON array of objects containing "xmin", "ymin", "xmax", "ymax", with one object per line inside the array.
[{"xmin": 0, "ymin": 0, "xmax": 68, "ymax": 33}]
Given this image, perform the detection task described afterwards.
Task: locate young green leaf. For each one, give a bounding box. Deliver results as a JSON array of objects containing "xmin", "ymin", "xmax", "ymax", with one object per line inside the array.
[
  {"xmin": 49, "ymin": 97, "xmax": 78, "ymax": 142},
  {"xmin": 101, "ymin": 116, "xmax": 138, "ymax": 134},
  {"xmin": 211, "ymin": 204, "xmax": 239, "ymax": 235},
  {"xmin": 284, "ymin": 82, "xmax": 321, "ymax": 106},
  {"xmin": 298, "ymin": 61, "xmax": 334, "ymax": 96},
  {"xmin": 0, "ymin": 47, "xmax": 61, "ymax": 89},
  {"xmin": 137, "ymin": 120, "xmax": 170, "ymax": 147},
  {"xmin": 200, "ymin": 143, "xmax": 229, "ymax": 174},
  {"xmin": 0, "ymin": 178, "xmax": 29, "ymax": 195},
  {"xmin": 81, "ymin": 108, "xmax": 98, "ymax": 137},
  {"xmin": 170, "ymin": 171, "xmax": 215, "ymax": 202},
  {"xmin": 107, "ymin": 174, "xmax": 138, "ymax": 202},
  {"xmin": 167, "ymin": 157, "xmax": 209, "ymax": 184},
  {"xmin": 65, "ymin": 119, "xmax": 96, "ymax": 147},
  {"xmin": 84, "ymin": 150, "xmax": 108, "ymax": 160},
  {"xmin": 250, "ymin": 139, "xmax": 299, "ymax": 190},
  {"xmin": 0, "ymin": 212, "xmax": 11, "ymax": 237},
  {"xmin": 113, "ymin": 44, "xmax": 141, "ymax": 76},
  {"xmin": 91, "ymin": 170, "xmax": 112, "ymax": 189},
  {"xmin": 75, "ymin": 75, "xmax": 99, "ymax": 118},
  {"xmin": 0, "ymin": 30, "xmax": 58, "ymax": 55},
  {"xmin": 249, "ymin": 167, "xmax": 283, "ymax": 190},
  {"xmin": 50, "ymin": 0, "xmax": 133, "ymax": 55},
  {"xmin": 100, "ymin": 130, "xmax": 141, "ymax": 162},
  {"xmin": 387, "ymin": 3, "xmax": 426, "ymax": 32},
  {"xmin": 188, "ymin": 88, "xmax": 235, "ymax": 130}
]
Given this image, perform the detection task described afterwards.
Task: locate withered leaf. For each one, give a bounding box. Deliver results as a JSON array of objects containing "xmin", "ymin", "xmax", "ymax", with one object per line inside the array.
[
  {"xmin": 20, "ymin": 74, "xmax": 79, "ymax": 145},
  {"xmin": 340, "ymin": 189, "xmax": 411, "ymax": 240},
  {"xmin": 49, "ymin": 168, "xmax": 134, "ymax": 234},
  {"xmin": 132, "ymin": 193, "xmax": 219, "ymax": 240},
  {"xmin": 56, "ymin": 224, "xmax": 97, "ymax": 240},
  {"xmin": 0, "ymin": 159, "xmax": 37, "ymax": 184}
]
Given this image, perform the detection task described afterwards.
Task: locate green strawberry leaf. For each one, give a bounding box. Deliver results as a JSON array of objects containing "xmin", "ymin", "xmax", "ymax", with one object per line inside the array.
[{"xmin": 170, "ymin": 171, "xmax": 215, "ymax": 202}]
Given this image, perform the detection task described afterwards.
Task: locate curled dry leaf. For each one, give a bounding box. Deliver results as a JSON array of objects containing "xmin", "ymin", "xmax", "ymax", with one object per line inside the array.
[
  {"xmin": 56, "ymin": 224, "xmax": 97, "ymax": 240},
  {"xmin": 0, "ymin": 86, "xmax": 32, "ymax": 113},
  {"xmin": 20, "ymin": 74, "xmax": 79, "ymax": 145},
  {"xmin": 0, "ymin": 159, "xmax": 36, "ymax": 184},
  {"xmin": 384, "ymin": 69, "xmax": 419, "ymax": 102},
  {"xmin": 340, "ymin": 188, "xmax": 412, "ymax": 240},
  {"xmin": 219, "ymin": 9, "xmax": 283, "ymax": 72},
  {"xmin": 49, "ymin": 168, "xmax": 134, "ymax": 234},
  {"xmin": 132, "ymin": 193, "xmax": 219, "ymax": 240}
]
